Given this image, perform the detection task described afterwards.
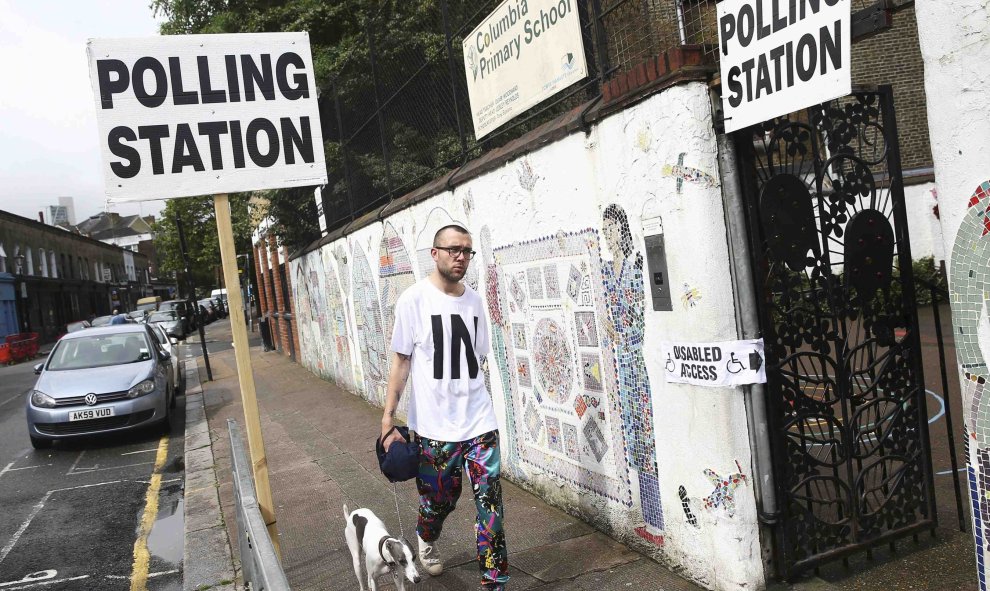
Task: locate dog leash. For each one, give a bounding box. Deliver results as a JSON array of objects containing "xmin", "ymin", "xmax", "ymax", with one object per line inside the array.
[{"xmin": 392, "ymin": 481, "xmax": 405, "ymax": 538}]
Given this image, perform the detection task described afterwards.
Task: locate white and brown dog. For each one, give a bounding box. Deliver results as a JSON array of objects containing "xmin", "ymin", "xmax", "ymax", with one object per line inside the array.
[{"xmin": 343, "ymin": 505, "xmax": 421, "ymax": 590}]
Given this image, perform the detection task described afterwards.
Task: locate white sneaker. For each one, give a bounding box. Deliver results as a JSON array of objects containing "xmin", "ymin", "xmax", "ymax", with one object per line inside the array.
[{"xmin": 417, "ymin": 534, "xmax": 443, "ymax": 576}]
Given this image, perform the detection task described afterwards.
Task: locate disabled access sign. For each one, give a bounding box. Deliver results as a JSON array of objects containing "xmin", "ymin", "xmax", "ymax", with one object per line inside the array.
[{"xmin": 660, "ymin": 339, "xmax": 766, "ymax": 388}]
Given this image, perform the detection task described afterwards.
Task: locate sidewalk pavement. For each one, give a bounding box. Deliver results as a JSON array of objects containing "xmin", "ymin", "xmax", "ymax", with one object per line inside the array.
[{"xmin": 192, "ymin": 343, "xmax": 705, "ymax": 591}]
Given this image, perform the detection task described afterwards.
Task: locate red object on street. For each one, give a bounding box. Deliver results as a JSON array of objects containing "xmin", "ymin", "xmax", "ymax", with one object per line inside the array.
[
  {"xmin": 0, "ymin": 343, "xmax": 10, "ymax": 365},
  {"xmin": 6, "ymin": 333, "xmax": 39, "ymax": 363}
]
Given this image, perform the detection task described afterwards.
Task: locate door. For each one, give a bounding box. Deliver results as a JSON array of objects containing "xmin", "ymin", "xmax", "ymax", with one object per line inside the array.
[{"xmin": 735, "ymin": 86, "xmax": 937, "ymax": 578}]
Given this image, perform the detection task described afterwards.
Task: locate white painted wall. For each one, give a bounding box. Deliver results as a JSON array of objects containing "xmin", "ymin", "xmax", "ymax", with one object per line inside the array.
[
  {"xmin": 290, "ymin": 82, "xmax": 765, "ymax": 590},
  {"xmin": 902, "ymin": 181, "xmax": 942, "ymax": 262},
  {"xmin": 914, "ymin": 1, "xmax": 990, "ymax": 589}
]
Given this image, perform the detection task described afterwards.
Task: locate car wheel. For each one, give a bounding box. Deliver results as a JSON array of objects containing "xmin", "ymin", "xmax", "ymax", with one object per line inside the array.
[{"xmin": 30, "ymin": 435, "xmax": 52, "ymax": 450}]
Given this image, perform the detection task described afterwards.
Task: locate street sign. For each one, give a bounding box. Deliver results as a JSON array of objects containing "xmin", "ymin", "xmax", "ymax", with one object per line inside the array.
[
  {"xmin": 660, "ymin": 339, "xmax": 767, "ymax": 388},
  {"xmin": 717, "ymin": 0, "xmax": 851, "ymax": 132},
  {"xmin": 463, "ymin": 0, "xmax": 588, "ymax": 139},
  {"xmin": 102, "ymin": 268, "xmax": 112, "ymax": 282},
  {"xmin": 87, "ymin": 33, "xmax": 328, "ymax": 202}
]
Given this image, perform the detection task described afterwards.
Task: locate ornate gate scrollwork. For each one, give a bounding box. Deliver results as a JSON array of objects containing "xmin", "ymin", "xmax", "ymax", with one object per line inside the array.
[{"xmin": 736, "ymin": 87, "xmax": 937, "ymax": 578}]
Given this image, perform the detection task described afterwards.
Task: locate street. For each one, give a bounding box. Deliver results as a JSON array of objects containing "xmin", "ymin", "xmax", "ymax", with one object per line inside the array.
[{"xmin": 0, "ymin": 345, "xmax": 186, "ymax": 590}]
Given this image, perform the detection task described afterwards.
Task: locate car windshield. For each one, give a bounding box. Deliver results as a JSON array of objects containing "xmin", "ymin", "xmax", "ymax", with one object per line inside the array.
[
  {"xmin": 149, "ymin": 311, "xmax": 177, "ymax": 323},
  {"xmin": 151, "ymin": 327, "xmax": 167, "ymax": 345},
  {"xmin": 160, "ymin": 302, "xmax": 182, "ymax": 312},
  {"xmin": 90, "ymin": 316, "xmax": 112, "ymax": 327},
  {"xmin": 47, "ymin": 333, "xmax": 153, "ymax": 370},
  {"xmin": 127, "ymin": 311, "xmax": 144, "ymax": 318}
]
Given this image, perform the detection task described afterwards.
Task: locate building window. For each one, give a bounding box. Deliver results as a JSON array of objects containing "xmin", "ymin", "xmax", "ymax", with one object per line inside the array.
[
  {"xmin": 39, "ymin": 248, "xmax": 48, "ymax": 278},
  {"xmin": 25, "ymin": 248, "xmax": 33, "ymax": 276},
  {"xmin": 49, "ymin": 251, "xmax": 57, "ymax": 279},
  {"xmin": 0, "ymin": 243, "xmax": 6, "ymax": 274}
]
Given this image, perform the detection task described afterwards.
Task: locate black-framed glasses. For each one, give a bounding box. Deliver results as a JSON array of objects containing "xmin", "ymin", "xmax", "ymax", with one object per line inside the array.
[{"xmin": 433, "ymin": 246, "xmax": 476, "ymax": 260}]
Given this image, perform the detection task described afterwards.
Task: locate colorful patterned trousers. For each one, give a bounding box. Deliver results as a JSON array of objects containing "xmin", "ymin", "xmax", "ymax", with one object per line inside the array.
[{"xmin": 416, "ymin": 429, "xmax": 509, "ymax": 589}]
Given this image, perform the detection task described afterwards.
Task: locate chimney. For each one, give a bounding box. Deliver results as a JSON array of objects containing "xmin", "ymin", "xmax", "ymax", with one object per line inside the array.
[{"xmin": 38, "ymin": 211, "xmax": 45, "ymax": 224}]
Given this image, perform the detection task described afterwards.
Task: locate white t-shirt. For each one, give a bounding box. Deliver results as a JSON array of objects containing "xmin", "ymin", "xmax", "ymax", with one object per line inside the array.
[{"xmin": 391, "ymin": 278, "xmax": 498, "ymax": 442}]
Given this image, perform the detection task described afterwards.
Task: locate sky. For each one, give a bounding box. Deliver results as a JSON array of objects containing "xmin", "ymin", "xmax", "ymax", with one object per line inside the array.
[{"xmin": 0, "ymin": 0, "xmax": 165, "ymax": 225}]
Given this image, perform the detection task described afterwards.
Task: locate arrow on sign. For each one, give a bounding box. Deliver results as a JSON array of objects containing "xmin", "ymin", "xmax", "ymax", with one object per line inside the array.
[{"xmin": 748, "ymin": 351, "xmax": 763, "ymax": 372}]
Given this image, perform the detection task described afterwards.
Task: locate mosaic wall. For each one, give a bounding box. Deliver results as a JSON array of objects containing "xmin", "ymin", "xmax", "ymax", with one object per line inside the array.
[
  {"xmin": 285, "ymin": 82, "xmax": 767, "ymax": 589},
  {"xmin": 352, "ymin": 243, "xmax": 389, "ymax": 405},
  {"xmin": 950, "ymin": 180, "xmax": 990, "ymax": 589}
]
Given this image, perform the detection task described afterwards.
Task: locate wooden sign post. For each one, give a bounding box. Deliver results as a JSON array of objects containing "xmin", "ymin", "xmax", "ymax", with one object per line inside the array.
[{"xmin": 214, "ymin": 193, "xmax": 280, "ymax": 553}]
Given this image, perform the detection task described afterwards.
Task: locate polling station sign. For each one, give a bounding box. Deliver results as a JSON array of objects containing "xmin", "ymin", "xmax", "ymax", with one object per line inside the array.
[
  {"xmin": 661, "ymin": 339, "xmax": 767, "ymax": 388},
  {"xmin": 717, "ymin": 0, "xmax": 850, "ymax": 133},
  {"xmin": 463, "ymin": 0, "xmax": 588, "ymax": 139},
  {"xmin": 87, "ymin": 33, "xmax": 327, "ymax": 201}
]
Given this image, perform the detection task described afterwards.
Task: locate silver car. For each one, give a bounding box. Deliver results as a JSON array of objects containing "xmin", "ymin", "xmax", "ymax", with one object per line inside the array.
[
  {"xmin": 26, "ymin": 324, "xmax": 175, "ymax": 449},
  {"xmin": 149, "ymin": 322, "xmax": 185, "ymax": 393},
  {"xmin": 148, "ymin": 310, "xmax": 185, "ymax": 340}
]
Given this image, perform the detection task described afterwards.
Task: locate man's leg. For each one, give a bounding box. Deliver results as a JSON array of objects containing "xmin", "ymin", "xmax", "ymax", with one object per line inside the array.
[
  {"xmin": 416, "ymin": 436, "xmax": 463, "ymax": 543},
  {"xmin": 465, "ymin": 430, "xmax": 509, "ymax": 589}
]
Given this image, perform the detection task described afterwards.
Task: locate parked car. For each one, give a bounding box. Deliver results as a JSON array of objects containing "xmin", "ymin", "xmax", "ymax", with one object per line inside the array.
[
  {"xmin": 159, "ymin": 300, "xmax": 195, "ymax": 334},
  {"xmin": 127, "ymin": 310, "xmax": 148, "ymax": 323},
  {"xmin": 26, "ymin": 324, "xmax": 176, "ymax": 449},
  {"xmin": 212, "ymin": 297, "xmax": 228, "ymax": 318},
  {"xmin": 90, "ymin": 315, "xmax": 113, "ymax": 328},
  {"xmin": 197, "ymin": 299, "xmax": 217, "ymax": 323},
  {"xmin": 149, "ymin": 323, "xmax": 184, "ymax": 394},
  {"xmin": 147, "ymin": 310, "xmax": 186, "ymax": 340},
  {"xmin": 65, "ymin": 320, "xmax": 92, "ymax": 333}
]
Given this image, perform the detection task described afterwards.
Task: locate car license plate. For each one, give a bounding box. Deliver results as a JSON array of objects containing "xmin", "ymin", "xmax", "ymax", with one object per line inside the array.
[{"xmin": 69, "ymin": 407, "xmax": 114, "ymax": 421}]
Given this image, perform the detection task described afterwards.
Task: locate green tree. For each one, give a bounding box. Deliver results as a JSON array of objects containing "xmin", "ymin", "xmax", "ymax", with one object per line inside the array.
[
  {"xmin": 152, "ymin": 195, "xmax": 254, "ymax": 295},
  {"xmin": 151, "ymin": 0, "xmax": 485, "ymax": 244}
]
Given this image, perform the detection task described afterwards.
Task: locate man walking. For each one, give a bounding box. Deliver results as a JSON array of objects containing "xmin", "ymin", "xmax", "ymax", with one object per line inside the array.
[{"xmin": 381, "ymin": 224, "xmax": 509, "ymax": 590}]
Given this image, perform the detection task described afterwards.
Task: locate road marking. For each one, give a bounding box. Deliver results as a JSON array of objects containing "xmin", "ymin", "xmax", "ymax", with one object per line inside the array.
[
  {"xmin": 0, "ymin": 463, "xmax": 51, "ymax": 480},
  {"xmin": 121, "ymin": 449, "xmax": 159, "ymax": 456},
  {"xmin": 0, "ymin": 575, "xmax": 90, "ymax": 590},
  {"xmin": 129, "ymin": 435, "xmax": 169, "ymax": 591},
  {"xmin": 68, "ymin": 462, "xmax": 154, "ymax": 475},
  {"xmin": 105, "ymin": 570, "xmax": 179, "ymax": 580},
  {"xmin": 0, "ymin": 393, "xmax": 25, "ymax": 408},
  {"xmin": 66, "ymin": 451, "xmax": 87, "ymax": 475},
  {"xmin": 0, "ymin": 480, "xmax": 124, "ymax": 565}
]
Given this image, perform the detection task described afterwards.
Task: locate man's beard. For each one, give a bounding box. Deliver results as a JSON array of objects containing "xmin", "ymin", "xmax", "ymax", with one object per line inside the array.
[{"xmin": 438, "ymin": 265, "xmax": 465, "ymax": 283}]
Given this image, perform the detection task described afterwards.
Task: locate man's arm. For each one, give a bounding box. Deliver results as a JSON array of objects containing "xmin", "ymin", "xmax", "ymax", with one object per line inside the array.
[{"xmin": 381, "ymin": 351, "xmax": 411, "ymax": 450}]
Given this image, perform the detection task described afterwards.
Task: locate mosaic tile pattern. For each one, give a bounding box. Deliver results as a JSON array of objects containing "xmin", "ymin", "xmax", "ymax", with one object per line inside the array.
[
  {"xmin": 379, "ymin": 224, "xmax": 417, "ymax": 348},
  {"xmin": 575, "ymin": 311, "xmax": 599, "ymax": 347},
  {"xmin": 495, "ymin": 230, "xmax": 632, "ymax": 505},
  {"xmin": 678, "ymin": 485, "xmax": 699, "ymax": 528},
  {"xmin": 563, "ymin": 422, "xmax": 580, "ymax": 460},
  {"xmin": 481, "ymin": 224, "xmax": 523, "ymax": 477},
  {"xmin": 661, "ymin": 152, "xmax": 718, "ymax": 193},
  {"xmin": 527, "ymin": 267, "xmax": 545, "ymax": 299},
  {"xmin": 583, "ymin": 416, "xmax": 609, "ymax": 462},
  {"xmin": 546, "ymin": 417, "xmax": 563, "ymax": 453},
  {"xmin": 602, "ymin": 204, "xmax": 664, "ymax": 532},
  {"xmin": 352, "ymin": 244, "xmax": 388, "ymax": 405},
  {"xmin": 512, "ymin": 323, "xmax": 528, "ymax": 349},
  {"xmin": 533, "ymin": 318, "xmax": 574, "ymax": 404},
  {"xmin": 544, "ymin": 264, "xmax": 561, "ymax": 299},
  {"xmin": 321, "ymin": 251, "xmax": 355, "ymax": 391},
  {"xmin": 524, "ymin": 401, "xmax": 542, "ymax": 441},
  {"xmin": 702, "ymin": 462, "xmax": 748, "ymax": 517},
  {"xmin": 516, "ymin": 356, "xmax": 532, "ymax": 388},
  {"xmin": 949, "ymin": 180, "xmax": 990, "ymax": 587},
  {"xmin": 582, "ymin": 353, "xmax": 604, "ymax": 392}
]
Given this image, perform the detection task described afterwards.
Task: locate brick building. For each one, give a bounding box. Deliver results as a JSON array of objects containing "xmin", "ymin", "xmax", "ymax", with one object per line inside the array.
[
  {"xmin": 251, "ymin": 207, "xmax": 300, "ymax": 360},
  {"xmin": 0, "ymin": 209, "xmax": 152, "ymax": 342}
]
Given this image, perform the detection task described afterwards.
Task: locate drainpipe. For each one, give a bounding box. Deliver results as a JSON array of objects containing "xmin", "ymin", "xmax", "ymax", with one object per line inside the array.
[{"xmin": 715, "ymin": 120, "xmax": 778, "ymax": 524}]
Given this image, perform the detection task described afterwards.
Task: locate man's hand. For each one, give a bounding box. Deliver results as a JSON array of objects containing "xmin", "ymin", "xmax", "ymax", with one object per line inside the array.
[{"xmin": 381, "ymin": 416, "xmax": 405, "ymax": 451}]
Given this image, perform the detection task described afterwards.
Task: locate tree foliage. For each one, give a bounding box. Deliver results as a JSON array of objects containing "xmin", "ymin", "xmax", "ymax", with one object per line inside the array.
[
  {"xmin": 151, "ymin": 0, "xmax": 486, "ymax": 243},
  {"xmin": 152, "ymin": 195, "xmax": 254, "ymax": 294}
]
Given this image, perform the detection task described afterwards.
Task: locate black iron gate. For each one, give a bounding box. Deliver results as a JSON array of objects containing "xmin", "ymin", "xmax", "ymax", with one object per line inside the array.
[{"xmin": 735, "ymin": 86, "xmax": 938, "ymax": 578}]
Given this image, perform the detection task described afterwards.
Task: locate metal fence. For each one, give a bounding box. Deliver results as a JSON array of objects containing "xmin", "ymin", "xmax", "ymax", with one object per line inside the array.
[
  {"xmin": 229, "ymin": 419, "xmax": 291, "ymax": 590},
  {"xmin": 319, "ymin": 0, "xmax": 719, "ymax": 233}
]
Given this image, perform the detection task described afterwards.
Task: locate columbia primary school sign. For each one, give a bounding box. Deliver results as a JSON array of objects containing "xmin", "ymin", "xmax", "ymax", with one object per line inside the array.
[
  {"xmin": 463, "ymin": 0, "xmax": 588, "ymax": 139},
  {"xmin": 718, "ymin": 0, "xmax": 850, "ymax": 132},
  {"xmin": 87, "ymin": 32, "xmax": 327, "ymax": 201}
]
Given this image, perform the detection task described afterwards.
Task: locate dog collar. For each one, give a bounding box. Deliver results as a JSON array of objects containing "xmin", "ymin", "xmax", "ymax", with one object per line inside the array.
[{"xmin": 377, "ymin": 535, "xmax": 392, "ymax": 564}]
